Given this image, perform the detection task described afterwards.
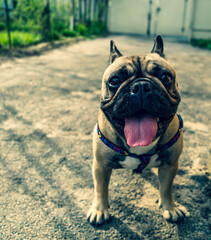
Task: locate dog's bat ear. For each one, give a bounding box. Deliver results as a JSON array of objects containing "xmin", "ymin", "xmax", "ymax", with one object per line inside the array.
[
  {"xmin": 151, "ymin": 35, "xmax": 165, "ymax": 58},
  {"xmin": 110, "ymin": 40, "xmax": 122, "ymax": 64}
]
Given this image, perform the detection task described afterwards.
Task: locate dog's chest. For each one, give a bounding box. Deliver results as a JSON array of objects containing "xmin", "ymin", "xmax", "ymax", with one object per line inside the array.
[{"xmin": 119, "ymin": 138, "xmax": 161, "ymax": 170}]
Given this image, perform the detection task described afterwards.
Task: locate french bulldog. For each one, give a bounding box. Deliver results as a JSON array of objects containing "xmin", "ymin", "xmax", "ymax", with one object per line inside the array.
[{"xmin": 87, "ymin": 35, "xmax": 189, "ymax": 226}]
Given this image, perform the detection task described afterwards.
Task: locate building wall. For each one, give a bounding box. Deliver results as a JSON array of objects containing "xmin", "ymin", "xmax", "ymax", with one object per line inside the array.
[
  {"xmin": 108, "ymin": 0, "xmax": 148, "ymax": 35},
  {"xmin": 189, "ymin": 0, "xmax": 211, "ymax": 39},
  {"xmin": 151, "ymin": 0, "xmax": 191, "ymax": 36},
  {"xmin": 107, "ymin": 0, "xmax": 211, "ymax": 39}
]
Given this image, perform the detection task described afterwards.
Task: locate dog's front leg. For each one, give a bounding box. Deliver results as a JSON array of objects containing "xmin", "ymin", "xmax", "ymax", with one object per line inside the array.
[
  {"xmin": 87, "ymin": 158, "xmax": 112, "ymax": 226},
  {"xmin": 158, "ymin": 162, "xmax": 189, "ymax": 222}
]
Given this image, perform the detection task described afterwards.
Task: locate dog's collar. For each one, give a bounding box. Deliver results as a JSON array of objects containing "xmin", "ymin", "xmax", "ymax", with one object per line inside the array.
[{"xmin": 97, "ymin": 114, "xmax": 183, "ymax": 173}]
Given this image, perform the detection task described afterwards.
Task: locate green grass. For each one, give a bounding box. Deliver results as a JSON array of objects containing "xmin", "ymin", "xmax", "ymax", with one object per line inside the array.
[
  {"xmin": 0, "ymin": 31, "xmax": 41, "ymax": 47},
  {"xmin": 191, "ymin": 39, "xmax": 211, "ymax": 50}
]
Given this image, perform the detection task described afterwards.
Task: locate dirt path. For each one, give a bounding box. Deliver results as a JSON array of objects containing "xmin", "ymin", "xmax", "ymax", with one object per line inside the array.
[{"xmin": 0, "ymin": 36, "xmax": 210, "ymax": 239}]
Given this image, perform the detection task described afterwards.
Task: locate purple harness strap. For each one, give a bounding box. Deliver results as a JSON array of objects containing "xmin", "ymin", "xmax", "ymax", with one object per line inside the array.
[{"xmin": 97, "ymin": 114, "xmax": 183, "ymax": 173}]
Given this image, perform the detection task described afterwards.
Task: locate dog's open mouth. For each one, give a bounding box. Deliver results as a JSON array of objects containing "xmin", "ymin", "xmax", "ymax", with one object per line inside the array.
[
  {"xmin": 112, "ymin": 111, "xmax": 175, "ymax": 148},
  {"xmin": 113, "ymin": 111, "xmax": 158, "ymax": 147},
  {"xmin": 124, "ymin": 111, "xmax": 158, "ymax": 147}
]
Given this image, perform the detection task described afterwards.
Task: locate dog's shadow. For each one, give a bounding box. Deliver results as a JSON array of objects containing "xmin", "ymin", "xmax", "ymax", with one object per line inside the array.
[
  {"xmin": 96, "ymin": 216, "xmax": 144, "ymax": 240},
  {"xmin": 89, "ymin": 203, "xmax": 172, "ymax": 240}
]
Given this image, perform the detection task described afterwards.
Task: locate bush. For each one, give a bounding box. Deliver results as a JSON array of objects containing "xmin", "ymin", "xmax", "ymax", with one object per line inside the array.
[
  {"xmin": 89, "ymin": 21, "xmax": 107, "ymax": 36},
  {"xmin": 11, "ymin": 0, "xmax": 43, "ymax": 32},
  {"xmin": 53, "ymin": 20, "xmax": 67, "ymax": 32},
  {"xmin": 62, "ymin": 29, "xmax": 78, "ymax": 37},
  {"xmin": 76, "ymin": 23, "xmax": 88, "ymax": 36},
  {"xmin": 191, "ymin": 39, "xmax": 211, "ymax": 50},
  {"xmin": 75, "ymin": 21, "xmax": 107, "ymax": 37},
  {"xmin": 51, "ymin": 31, "xmax": 60, "ymax": 40},
  {"xmin": 10, "ymin": 20, "xmax": 40, "ymax": 32}
]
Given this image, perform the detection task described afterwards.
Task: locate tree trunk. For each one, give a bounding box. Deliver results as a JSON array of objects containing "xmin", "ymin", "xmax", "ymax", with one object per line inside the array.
[
  {"xmin": 79, "ymin": 0, "xmax": 82, "ymax": 22},
  {"xmin": 70, "ymin": 0, "xmax": 75, "ymax": 30},
  {"xmin": 41, "ymin": 0, "xmax": 52, "ymax": 41},
  {"xmin": 104, "ymin": 0, "xmax": 109, "ymax": 24},
  {"xmin": 4, "ymin": 0, "xmax": 12, "ymax": 48},
  {"xmin": 87, "ymin": 0, "xmax": 91, "ymax": 26},
  {"xmin": 93, "ymin": 0, "xmax": 98, "ymax": 21},
  {"xmin": 84, "ymin": 0, "xmax": 87, "ymax": 24}
]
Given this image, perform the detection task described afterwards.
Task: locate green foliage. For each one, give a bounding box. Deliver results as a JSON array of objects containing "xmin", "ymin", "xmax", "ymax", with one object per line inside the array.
[
  {"xmin": 53, "ymin": 20, "xmax": 67, "ymax": 32},
  {"xmin": 51, "ymin": 1, "xmax": 70, "ymax": 32},
  {"xmin": 0, "ymin": 0, "xmax": 108, "ymax": 48},
  {"xmin": 62, "ymin": 29, "xmax": 78, "ymax": 37},
  {"xmin": 0, "ymin": 22, "xmax": 6, "ymax": 31},
  {"xmin": 51, "ymin": 30, "xmax": 60, "ymax": 41},
  {"xmin": 89, "ymin": 21, "xmax": 107, "ymax": 36},
  {"xmin": 12, "ymin": 0, "xmax": 44, "ymax": 32},
  {"xmin": 191, "ymin": 39, "xmax": 211, "ymax": 50},
  {"xmin": 10, "ymin": 20, "xmax": 40, "ymax": 32},
  {"xmin": 75, "ymin": 21, "xmax": 107, "ymax": 37},
  {"xmin": 0, "ymin": 31, "xmax": 41, "ymax": 47},
  {"xmin": 76, "ymin": 23, "xmax": 88, "ymax": 36}
]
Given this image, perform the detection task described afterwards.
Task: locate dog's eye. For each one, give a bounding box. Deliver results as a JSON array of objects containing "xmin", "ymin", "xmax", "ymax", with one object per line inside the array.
[
  {"xmin": 159, "ymin": 73, "xmax": 172, "ymax": 87},
  {"xmin": 161, "ymin": 74, "xmax": 169, "ymax": 81},
  {"xmin": 160, "ymin": 72, "xmax": 172, "ymax": 83},
  {"xmin": 108, "ymin": 76, "xmax": 121, "ymax": 88}
]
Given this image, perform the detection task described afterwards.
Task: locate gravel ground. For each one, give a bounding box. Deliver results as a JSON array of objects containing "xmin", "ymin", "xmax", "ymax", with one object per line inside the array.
[{"xmin": 0, "ymin": 35, "xmax": 210, "ymax": 239}]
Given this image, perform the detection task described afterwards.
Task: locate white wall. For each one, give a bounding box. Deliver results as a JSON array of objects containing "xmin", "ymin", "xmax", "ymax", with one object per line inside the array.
[
  {"xmin": 151, "ymin": 0, "xmax": 190, "ymax": 36},
  {"xmin": 189, "ymin": 0, "xmax": 211, "ymax": 39},
  {"xmin": 108, "ymin": 0, "xmax": 149, "ymax": 35},
  {"xmin": 108, "ymin": 0, "xmax": 211, "ymax": 39}
]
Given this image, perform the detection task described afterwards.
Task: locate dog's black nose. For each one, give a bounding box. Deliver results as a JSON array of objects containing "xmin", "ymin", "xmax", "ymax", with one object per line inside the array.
[
  {"xmin": 131, "ymin": 82, "xmax": 140, "ymax": 94},
  {"xmin": 131, "ymin": 82, "xmax": 151, "ymax": 95}
]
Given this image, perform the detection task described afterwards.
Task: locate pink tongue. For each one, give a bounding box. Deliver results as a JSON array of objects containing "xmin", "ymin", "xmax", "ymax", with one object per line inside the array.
[{"xmin": 124, "ymin": 112, "xmax": 158, "ymax": 147}]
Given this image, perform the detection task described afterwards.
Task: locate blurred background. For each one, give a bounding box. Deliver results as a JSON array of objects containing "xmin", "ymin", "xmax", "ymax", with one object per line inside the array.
[{"xmin": 0, "ymin": 0, "xmax": 211, "ymax": 49}]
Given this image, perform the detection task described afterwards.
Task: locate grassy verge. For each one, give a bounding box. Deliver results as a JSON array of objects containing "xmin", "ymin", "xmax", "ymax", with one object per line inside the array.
[
  {"xmin": 191, "ymin": 39, "xmax": 211, "ymax": 50},
  {"xmin": 0, "ymin": 24, "xmax": 107, "ymax": 49},
  {"xmin": 0, "ymin": 35, "xmax": 85, "ymax": 60},
  {"xmin": 0, "ymin": 31, "xmax": 42, "ymax": 48},
  {"xmin": 0, "ymin": 21, "xmax": 107, "ymax": 60}
]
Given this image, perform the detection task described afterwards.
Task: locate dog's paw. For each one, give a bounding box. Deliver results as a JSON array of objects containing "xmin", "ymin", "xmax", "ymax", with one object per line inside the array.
[
  {"xmin": 87, "ymin": 206, "xmax": 111, "ymax": 226},
  {"xmin": 162, "ymin": 203, "xmax": 190, "ymax": 223}
]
